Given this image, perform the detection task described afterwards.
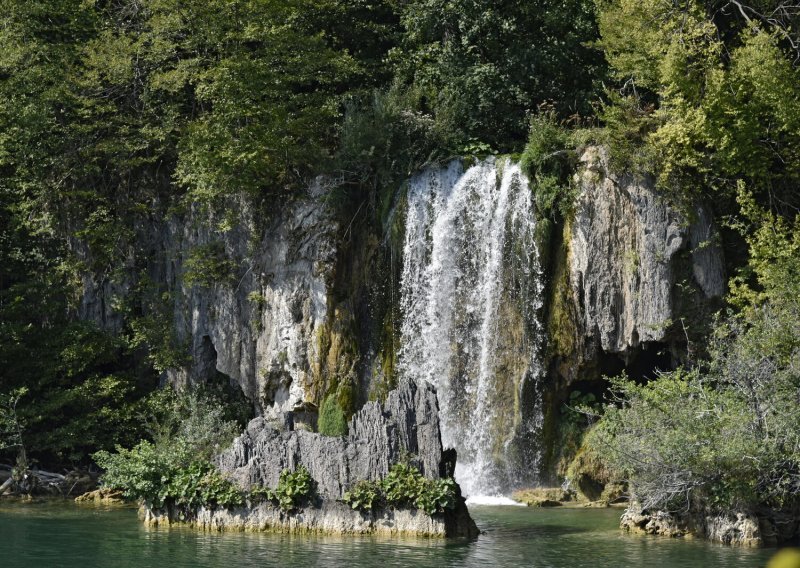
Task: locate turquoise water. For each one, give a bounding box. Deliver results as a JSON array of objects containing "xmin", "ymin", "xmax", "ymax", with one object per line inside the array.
[{"xmin": 1, "ymin": 502, "xmax": 776, "ymax": 567}]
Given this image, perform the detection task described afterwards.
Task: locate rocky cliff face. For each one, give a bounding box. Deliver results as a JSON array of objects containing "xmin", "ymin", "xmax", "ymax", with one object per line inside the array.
[
  {"xmin": 77, "ymin": 147, "xmax": 729, "ymax": 484},
  {"xmin": 546, "ymin": 147, "xmax": 726, "ymax": 385},
  {"xmin": 79, "ymin": 180, "xmax": 341, "ymax": 421},
  {"xmin": 539, "ymin": 146, "xmax": 727, "ymax": 479}
]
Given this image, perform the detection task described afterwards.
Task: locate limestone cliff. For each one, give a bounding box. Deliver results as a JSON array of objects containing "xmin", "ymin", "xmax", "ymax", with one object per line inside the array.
[
  {"xmin": 540, "ymin": 146, "xmax": 727, "ymax": 479},
  {"xmin": 545, "ymin": 147, "xmax": 726, "ymax": 385},
  {"xmin": 76, "ymin": 148, "xmax": 729, "ymax": 484},
  {"xmin": 79, "ymin": 180, "xmax": 343, "ymax": 422}
]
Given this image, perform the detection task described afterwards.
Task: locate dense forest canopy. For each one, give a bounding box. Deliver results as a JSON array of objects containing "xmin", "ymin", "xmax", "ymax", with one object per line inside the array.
[{"xmin": 0, "ymin": 0, "xmax": 798, "ymax": 520}]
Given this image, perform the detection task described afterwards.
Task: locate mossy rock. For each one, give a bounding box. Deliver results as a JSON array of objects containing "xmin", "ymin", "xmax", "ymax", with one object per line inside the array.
[
  {"xmin": 512, "ymin": 487, "xmax": 571, "ymax": 507},
  {"xmin": 565, "ymin": 443, "xmax": 612, "ymax": 502}
]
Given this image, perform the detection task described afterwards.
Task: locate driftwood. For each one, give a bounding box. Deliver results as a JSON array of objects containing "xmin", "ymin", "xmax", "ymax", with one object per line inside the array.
[{"xmin": 0, "ymin": 464, "xmax": 96, "ymax": 497}]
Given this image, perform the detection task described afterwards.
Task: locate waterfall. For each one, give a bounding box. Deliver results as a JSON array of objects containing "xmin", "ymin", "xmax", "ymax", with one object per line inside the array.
[{"xmin": 398, "ymin": 158, "xmax": 544, "ymax": 498}]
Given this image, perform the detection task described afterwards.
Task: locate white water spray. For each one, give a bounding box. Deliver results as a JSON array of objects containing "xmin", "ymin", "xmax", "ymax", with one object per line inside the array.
[{"xmin": 398, "ymin": 158, "xmax": 544, "ymax": 498}]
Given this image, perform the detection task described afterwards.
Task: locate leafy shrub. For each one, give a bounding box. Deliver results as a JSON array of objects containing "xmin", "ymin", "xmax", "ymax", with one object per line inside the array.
[
  {"xmin": 519, "ymin": 114, "xmax": 578, "ymax": 221},
  {"xmin": 270, "ymin": 465, "xmax": 315, "ymax": 511},
  {"xmin": 317, "ymin": 394, "xmax": 348, "ymax": 437},
  {"xmin": 381, "ymin": 462, "xmax": 426, "ymax": 506},
  {"xmin": 342, "ymin": 480, "xmax": 383, "ymax": 511},
  {"xmin": 167, "ymin": 461, "xmax": 243, "ymax": 510},
  {"xmin": 341, "ymin": 463, "xmax": 458, "ymax": 515},
  {"xmin": 183, "ymin": 242, "xmax": 237, "ymax": 288},
  {"xmin": 414, "ymin": 477, "xmax": 457, "ymax": 515},
  {"xmin": 588, "ymin": 213, "xmax": 800, "ymax": 512},
  {"xmin": 381, "ymin": 462, "xmax": 457, "ymax": 515},
  {"xmin": 94, "ymin": 390, "xmax": 241, "ymax": 509}
]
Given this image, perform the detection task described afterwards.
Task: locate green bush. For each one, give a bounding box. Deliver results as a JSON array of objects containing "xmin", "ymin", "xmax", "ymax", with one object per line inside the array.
[
  {"xmin": 588, "ymin": 213, "xmax": 800, "ymax": 512},
  {"xmin": 414, "ymin": 477, "xmax": 457, "ymax": 515},
  {"xmin": 342, "ymin": 480, "xmax": 383, "ymax": 511},
  {"xmin": 342, "ymin": 464, "xmax": 457, "ymax": 515},
  {"xmin": 317, "ymin": 394, "xmax": 348, "ymax": 437},
  {"xmin": 94, "ymin": 390, "xmax": 241, "ymax": 509},
  {"xmin": 381, "ymin": 462, "xmax": 457, "ymax": 515},
  {"xmin": 519, "ymin": 114, "xmax": 578, "ymax": 221},
  {"xmin": 270, "ymin": 465, "xmax": 315, "ymax": 512}
]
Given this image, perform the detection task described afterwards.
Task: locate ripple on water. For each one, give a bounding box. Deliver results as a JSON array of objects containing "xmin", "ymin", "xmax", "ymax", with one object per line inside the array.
[{"xmin": 0, "ymin": 502, "xmax": 776, "ymax": 568}]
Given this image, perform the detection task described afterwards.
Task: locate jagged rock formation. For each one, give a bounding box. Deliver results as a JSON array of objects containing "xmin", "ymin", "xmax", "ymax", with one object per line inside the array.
[
  {"xmin": 142, "ymin": 378, "xmax": 478, "ymax": 537},
  {"xmin": 217, "ymin": 377, "xmax": 446, "ymax": 494},
  {"xmin": 620, "ymin": 503, "xmax": 800, "ymax": 547}
]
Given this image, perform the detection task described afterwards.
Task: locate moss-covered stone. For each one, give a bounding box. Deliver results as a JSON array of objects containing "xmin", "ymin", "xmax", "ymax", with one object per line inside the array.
[
  {"xmin": 565, "ymin": 441, "xmax": 614, "ymax": 502},
  {"xmin": 512, "ymin": 487, "xmax": 571, "ymax": 507}
]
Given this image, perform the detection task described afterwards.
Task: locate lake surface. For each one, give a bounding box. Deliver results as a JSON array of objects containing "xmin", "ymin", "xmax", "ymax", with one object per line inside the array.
[{"xmin": 1, "ymin": 501, "xmax": 776, "ymax": 567}]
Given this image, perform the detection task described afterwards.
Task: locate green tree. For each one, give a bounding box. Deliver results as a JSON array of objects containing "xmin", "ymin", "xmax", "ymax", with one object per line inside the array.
[
  {"xmin": 393, "ymin": 0, "xmax": 605, "ymax": 151},
  {"xmin": 588, "ymin": 211, "xmax": 800, "ymax": 512},
  {"xmin": 595, "ymin": 0, "xmax": 800, "ymax": 209}
]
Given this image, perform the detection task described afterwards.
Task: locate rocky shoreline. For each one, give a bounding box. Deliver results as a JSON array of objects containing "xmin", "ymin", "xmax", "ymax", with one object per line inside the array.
[
  {"xmin": 140, "ymin": 498, "xmax": 475, "ymax": 537},
  {"xmin": 620, "ymin": 503, "xmax": 800, "ymax": 547}
]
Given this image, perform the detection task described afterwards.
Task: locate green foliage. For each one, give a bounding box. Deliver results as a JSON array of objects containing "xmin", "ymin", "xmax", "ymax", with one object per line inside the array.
[
  {"xmin": 270, "ymin": 466, "xmax": 315, "ymax": 512},
  {"xmin": 588, "ymin": 214, "xmax": 800, "ymax": 512},
  {"xmin": 381, "ymin": 462, "xmax": 457, "ymax": 515},
  {"xmin": 317, "ymin": 394, "xmax": 348, "ymax": 437},
  {"xmin": 128, "ymin": 311, "xmax": 188, "ymax": 374},
  {"xmin": 393, "ymin": 0, "xmax": 606, "ymax": 151},
  {"xmin": 520, "ymin": 114, "xmax": 579, "ymax": 220},
  {"xmin": 0, "ymin": 388, "xmax": 27, "ymax": 464},
  {"xmin": 182, "ymin": 242, "xmax": 237, "ymax": 288},
  {"xmin": 342, "ymin": 480, "xmax": 383, "ymax": 511},
  {"xmin": 341, "ymin": 463, "xmax": 457, "ymax": 515},
  {"xmin": 414, "ymin": 477, "xmax": 458, "ymax": 516},
  {"xmin": 94, "ymin": 389, "xmax": 241, "ymax": 508},
  {"xmin": 595, "ymin": 0, "xmax": 800, "ymax": 208},
  {"xmin": 168, "ymin": 461, "xmax": 244, "ymax": 510}
]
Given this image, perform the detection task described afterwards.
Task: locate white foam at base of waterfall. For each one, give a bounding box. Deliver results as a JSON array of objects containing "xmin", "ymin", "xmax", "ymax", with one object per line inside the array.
[{"xmin": 465, "ymin": 495, "xmax": 527, "ymax": 507}]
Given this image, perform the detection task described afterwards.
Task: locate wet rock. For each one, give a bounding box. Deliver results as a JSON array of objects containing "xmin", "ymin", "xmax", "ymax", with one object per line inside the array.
[
  {"xmin": 75, "ymin": 488, "xmax": 127, "ymax": 505},
  {"xmin": 621, "ymin": 503, "xmax": 767, "ymax": 546},
  {"xmin": 512, "ymin": 487, "xmax": 571, "ymax": 507}
]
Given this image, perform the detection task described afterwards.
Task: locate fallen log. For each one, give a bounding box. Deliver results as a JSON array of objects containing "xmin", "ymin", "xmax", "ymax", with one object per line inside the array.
[{"xmin": 0, "ymin": 477, "xmax": 14, "ymax": 496}]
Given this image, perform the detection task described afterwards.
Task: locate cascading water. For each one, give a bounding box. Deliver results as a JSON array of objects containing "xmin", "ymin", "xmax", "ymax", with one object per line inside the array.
[{"xmin": 398, "ymin": 158, "xmax": 544, "ymax": 499}]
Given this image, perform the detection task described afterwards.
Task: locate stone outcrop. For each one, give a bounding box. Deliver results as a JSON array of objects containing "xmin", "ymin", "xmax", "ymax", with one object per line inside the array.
[
  {"xmin": 564, "ymin": 146, "xmax": 725, "ymax": 367},
  {"xmin": 216, "ymin": 377, "xmax": 446, "ymax": 495},
  {"xmin": 143, "ymin": 378, "xmax": 478, "ymax": 538},
  {"xmin": 140, "ymin": 499, "xmax": 465, "ymax": 536},
  {"xmin": 620, "ymin": 503, "xmax": 800, "ymax": 547}
]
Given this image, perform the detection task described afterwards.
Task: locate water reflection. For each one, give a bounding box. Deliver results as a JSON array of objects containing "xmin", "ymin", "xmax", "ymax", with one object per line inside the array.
[{"xmin": 1, "ymin": 502, "xmax": 775, "ymax": 568}]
